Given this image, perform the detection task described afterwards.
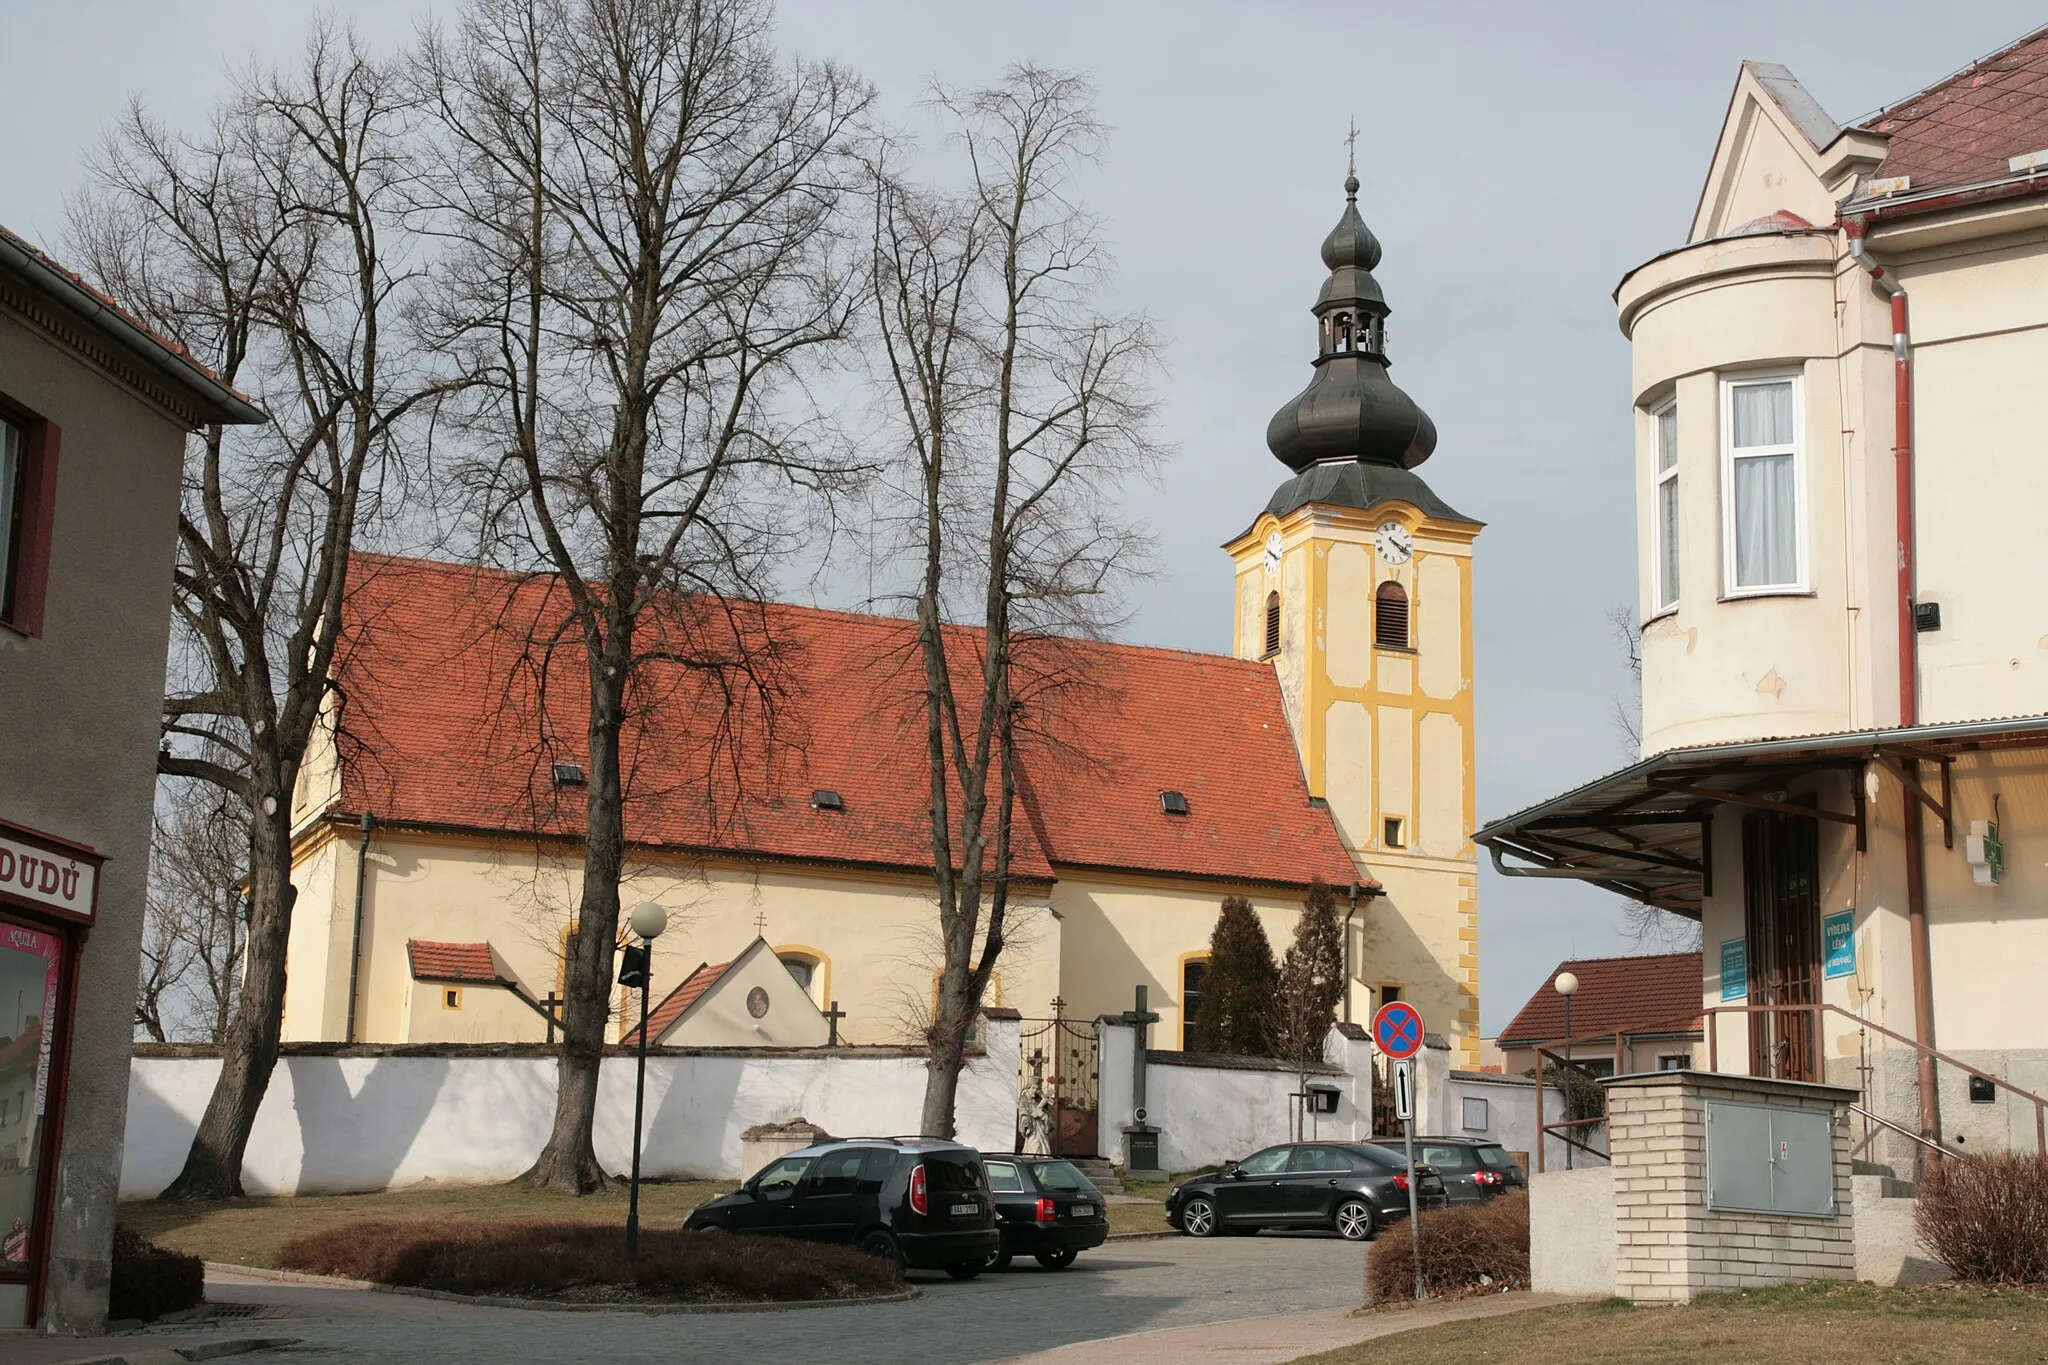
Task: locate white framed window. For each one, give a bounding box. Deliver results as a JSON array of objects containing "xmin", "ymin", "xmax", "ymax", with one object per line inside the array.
[
  {"xmin": 1720, "ymin": 374, "xmax": 1806, "ymax": 595},
  {"xmin": 1651, "ymin": 400, "xmax": 1679, "ymax": 614}
]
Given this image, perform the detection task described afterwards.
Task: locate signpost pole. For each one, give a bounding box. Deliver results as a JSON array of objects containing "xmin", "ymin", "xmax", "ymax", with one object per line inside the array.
[
  {"xmin": 1373, "ymin": 1000, "xmax": 1428, "ymax": 1305},
  {"xmin": 1400, "ymin": 1060, "xmax": 1422, "ymax": 1301}
]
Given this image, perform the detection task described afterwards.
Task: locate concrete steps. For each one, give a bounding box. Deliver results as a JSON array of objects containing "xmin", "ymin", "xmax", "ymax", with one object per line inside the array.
[{"xmin": 1068, "ymin": 1156, "xmax": 1126, "ymax": 1196}]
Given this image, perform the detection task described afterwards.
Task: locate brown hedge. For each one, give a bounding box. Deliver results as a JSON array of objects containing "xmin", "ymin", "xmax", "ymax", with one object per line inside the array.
[
  {"xmin": 109, "ymin": 1225, "xmax": 205, "ymax": 1322},
  {"xmin": 1366, "ymin": 1192, "xmax": 1529, "ymax": 1304},
  {"xmin": 1915, "ymin": 1151, "xmax": 2048, "ymax": 1285},
  {"xmin": 276, "ymin": 1221, "xmax": 901, "ymax": 1303}
]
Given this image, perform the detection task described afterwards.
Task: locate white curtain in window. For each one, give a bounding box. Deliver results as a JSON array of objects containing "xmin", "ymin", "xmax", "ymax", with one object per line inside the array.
[
  {"xmin": 1658, "ymin": 476, "xmax": 1680, "ymax": 603},
  {"xmin": 1734, "ymin": 452, "xmax": 1796, "ymax": 586},
  {"xmin": 1732, "ymin": 382, "xmax": 1793, "ymax": 447}
]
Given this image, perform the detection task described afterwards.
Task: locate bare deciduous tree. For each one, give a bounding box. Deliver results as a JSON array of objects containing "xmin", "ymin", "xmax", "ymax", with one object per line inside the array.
[
  {"xmin": 417, "ymin": 0, "xmax": 871, "ymax": 1192},
  {"xmin": 1602, "ymin": 603, "xmax": 1700, "ymax": 950},
  {"xmin": 138, "ymin": 779, "xmax": 251, "ymax": 1044},
  {"xmin": 867, "ymin": 66, "xmax": 1166, "ymax": 1135},
  {"xmin": 73, "ymin": 23, "xmax": 444, "ymax": 1198}
]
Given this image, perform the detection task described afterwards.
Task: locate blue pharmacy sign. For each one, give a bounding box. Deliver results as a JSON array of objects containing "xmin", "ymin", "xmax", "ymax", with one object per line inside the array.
[
  {"xmin": 1719, "ymin": 938, "xmax": 1747, "ymax": 1002},
  {"xmin": 1823, "ymin": 911, "xmax": 1856, "ymax": 979}
]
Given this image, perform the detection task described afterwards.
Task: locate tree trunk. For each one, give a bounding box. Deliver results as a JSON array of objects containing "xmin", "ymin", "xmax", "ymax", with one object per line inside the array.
[
  {"xmin": 158, "ymin": 800, "xmax": 294, "ymax": 1200},
  {"xmin": 920, "ymin": 961, "xmax": 974, "ymax": 1139},
  {"xmin": 522, "ymin": 648, "xmax": 629, "ymax": 1192}
]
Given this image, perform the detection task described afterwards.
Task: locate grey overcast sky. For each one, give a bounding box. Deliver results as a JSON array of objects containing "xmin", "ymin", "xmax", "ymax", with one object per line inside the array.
[{"xmin": 5, "ymin": 2, "xmax": 2041, "ymax": 1034}]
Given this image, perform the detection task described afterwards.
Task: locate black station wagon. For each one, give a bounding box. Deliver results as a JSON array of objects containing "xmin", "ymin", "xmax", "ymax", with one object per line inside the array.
[
  {"xmin": 684, "ymin": 1137, "xmax": 999, "ymax": 1278},
  {"xmin": 979, "ymin": 1153, "xmax": 1111, "ymax": 1270}
]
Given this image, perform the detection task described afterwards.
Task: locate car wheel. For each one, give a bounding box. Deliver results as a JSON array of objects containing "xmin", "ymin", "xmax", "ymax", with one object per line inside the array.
[
  {"xmin": 859, "ymin": 1229, "xmax": 905, "ymax": 1268},
  {"xmin": 1034, "ymin": 1247, "xmax": 1077, "ymax": 1270},
  {"xmin": 1181, "ymin": 1196, "xmax": 1219, "ymax": 1238},
  {"xmin": 945, "ymin": 1261, "xmax": 984, "ymax": 1280},
  {"xmin": 983, "ymin": 1247, "xmax": 1013, "ymax": 1272},
  {"xmin": 1334, "ymin": 1199, "xmax": 1375, "ymax": 1242}
]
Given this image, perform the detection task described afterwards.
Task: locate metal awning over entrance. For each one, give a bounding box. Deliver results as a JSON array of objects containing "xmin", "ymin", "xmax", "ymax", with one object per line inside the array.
[{"xmin": 1475, "ymin": 714, "xmax": 2048, "ymax": 918}]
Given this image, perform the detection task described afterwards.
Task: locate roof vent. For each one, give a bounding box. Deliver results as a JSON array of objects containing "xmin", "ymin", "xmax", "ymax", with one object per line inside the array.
[
  {"xmin": 812, "ymin": 789, "xmax": 845, "ymax": 811},
  {"xmin": 551, "ymin": 762, "xmax": 586, "ymax": 787},
  {"xmin": 1161, "ymin": 790, "xmax": 1190, "ymax": 817}
]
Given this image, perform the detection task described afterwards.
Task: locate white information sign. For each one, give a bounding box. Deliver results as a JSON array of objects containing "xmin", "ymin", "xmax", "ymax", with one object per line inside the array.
[
  {"xmin": 1393, "ymin": 1059, "xmax": 1413, "ymax": 1122},
  {"xmin": 0, "ymin": 830, "xmax": 97, "ymax": 919}
]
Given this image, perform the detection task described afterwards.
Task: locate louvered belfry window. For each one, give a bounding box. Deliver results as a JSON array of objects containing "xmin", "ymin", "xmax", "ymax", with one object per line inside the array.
[
  {"xmin": 1375, "ymin": 581, "xmax": 1409, "ymax": 649},
  {"xmin": 1263, "ymin": 591, "xmax": 1281, "ymax": 657}
]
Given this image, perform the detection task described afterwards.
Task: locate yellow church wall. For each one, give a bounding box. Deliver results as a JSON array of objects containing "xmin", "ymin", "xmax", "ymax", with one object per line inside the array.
[
  {"xmin": 1323, "ymin": 701, "xmax": 1373, "ymax": 856},
  {"xmin": 283, "ymin": 823, "xmax": 1061, "ymax": 1047},
  {"xmin": 1052, "ymin": 874, "xmax": 1367, "ymax": 1049}
]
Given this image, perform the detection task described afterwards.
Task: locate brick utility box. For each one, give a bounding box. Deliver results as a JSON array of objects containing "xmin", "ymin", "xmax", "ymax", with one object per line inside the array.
[{"xmin": 1606, "ymin": 1070, "xmax": 1856, "ymax": 1303}]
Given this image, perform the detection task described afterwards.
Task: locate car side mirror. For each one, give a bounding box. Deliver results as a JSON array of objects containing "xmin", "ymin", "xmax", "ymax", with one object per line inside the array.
[{"xmin": 1225, "ymin": 1166, "xmax": 1244, "ymax": 1181}]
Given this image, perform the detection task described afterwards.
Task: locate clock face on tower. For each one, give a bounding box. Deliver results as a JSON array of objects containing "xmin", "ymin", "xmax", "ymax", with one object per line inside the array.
[
  {"xmin": 1375, "ymin": 522, "xmax": 1413, "ymax": 565},
  {"xmin": 1264, "ymin": 531, "xmax": 1283, "ymax": 576}
]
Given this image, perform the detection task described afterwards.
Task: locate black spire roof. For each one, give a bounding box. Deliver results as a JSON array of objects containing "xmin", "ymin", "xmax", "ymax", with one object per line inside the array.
[{"xmin": 1264, "ymin": 174, "xmax": 1437, "ymax": 472}]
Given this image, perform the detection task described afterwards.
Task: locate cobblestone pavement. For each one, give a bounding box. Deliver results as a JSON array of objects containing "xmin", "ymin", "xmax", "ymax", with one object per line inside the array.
[{"xmin": 210, "ymin": 1232, "xmax": 1366, "ymax": 1364}]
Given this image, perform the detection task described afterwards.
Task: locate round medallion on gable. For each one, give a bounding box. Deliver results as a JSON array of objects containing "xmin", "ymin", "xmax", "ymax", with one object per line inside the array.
[{"xmin": 747, "ymin": 986, "xmax": 770, "ymax": 1018}]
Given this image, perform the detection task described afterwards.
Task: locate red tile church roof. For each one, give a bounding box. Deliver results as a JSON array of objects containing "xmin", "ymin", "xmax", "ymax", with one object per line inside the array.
[
  {"xmin": 406, "ymin": 940, "xmax": 500, "ymax": 984},
  {"xmin": 335, "ymin": 554, "xmax": 1364, "ymax": 893},
  {"xmin": 622, "ymin": 960, "xmax": 729, "ymax": 1046}
]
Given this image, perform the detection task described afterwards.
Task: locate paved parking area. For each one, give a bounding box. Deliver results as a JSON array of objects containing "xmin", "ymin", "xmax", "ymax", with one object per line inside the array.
[{"xmin": 207, "ymin": 1233, "xmax": 1368, "ymax": 1364}]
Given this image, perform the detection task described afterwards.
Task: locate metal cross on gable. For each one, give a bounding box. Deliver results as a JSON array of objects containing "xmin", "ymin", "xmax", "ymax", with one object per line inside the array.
[{"xmin": 753, "ymin": 909, "xmax": 769, "ymax": 937}]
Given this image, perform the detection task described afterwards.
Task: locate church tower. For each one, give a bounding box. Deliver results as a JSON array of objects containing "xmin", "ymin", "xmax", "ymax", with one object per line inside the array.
[{"xmin": 1226, "ymin": 172, "xmax": 1483, "ymax": 1068}]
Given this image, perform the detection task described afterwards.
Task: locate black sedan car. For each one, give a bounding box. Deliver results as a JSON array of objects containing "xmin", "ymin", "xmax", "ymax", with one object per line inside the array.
[
  {"xmin": 979, "ymin": 1153, "xmax": 1110, "ymax": 1270},
  {"xmin": 1165, "ymin": 1141, "xmax": 1447, "ymax": 1241},
  {"xmin": 1372, "ymin": 1135, "xmax": 1527, "ymax": 1204}
]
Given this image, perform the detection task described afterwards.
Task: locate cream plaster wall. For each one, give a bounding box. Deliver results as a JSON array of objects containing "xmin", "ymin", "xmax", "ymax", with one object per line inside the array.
[
  {"xmin": 283, "ymin": 826, "xmax": 1059, "ymax": 1047},
  {"xmin": 662, "ymin": 944, "xmax": 830, "ymax": 1049}
]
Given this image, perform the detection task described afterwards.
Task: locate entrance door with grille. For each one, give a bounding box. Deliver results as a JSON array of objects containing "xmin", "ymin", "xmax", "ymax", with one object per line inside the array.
[
  {"xmin": 1017, "ymin": 1012, "xmax": 1100, "ymax": 1156},
  {"xmin": 1742, "ymin": 811, "xmax": 1821, "ymax": 1081}
]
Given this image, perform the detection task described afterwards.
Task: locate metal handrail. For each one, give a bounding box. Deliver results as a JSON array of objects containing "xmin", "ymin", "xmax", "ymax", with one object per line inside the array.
[{"xmin": 1851, "ymin": 1103, "xmax": 1961, "ymax": 1162}]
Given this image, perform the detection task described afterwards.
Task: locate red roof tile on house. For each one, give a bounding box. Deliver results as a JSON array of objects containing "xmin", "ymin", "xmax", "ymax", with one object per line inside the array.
[
  {"xmin": 624, "ymin": 960, "xmax": 728, "ymax": 1045},
  {"xmin": 1497, "ymin": 952, "xmax": 1703, "ymax": 1046},
  {"xmin": 334, "ymin": 553, "xmax": 1364, "ymax": 892},
  {"xmin": 406, "ymin": 940, "xmax": 500, "ymax": 984},
  {"xmin": 1860, "ymin": 25, "xmax": 2048, "ymax": 194}
]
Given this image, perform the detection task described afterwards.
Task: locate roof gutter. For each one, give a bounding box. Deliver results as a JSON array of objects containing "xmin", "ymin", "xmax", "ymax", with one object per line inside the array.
[{"xmin": 0, "ymin": 233, "xmax": 268, "ymax": 427}]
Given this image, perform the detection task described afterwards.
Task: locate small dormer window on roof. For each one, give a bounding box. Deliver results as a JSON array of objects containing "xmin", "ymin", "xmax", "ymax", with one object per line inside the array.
[
  {"xmin": 551, "ymin": 761, "xmax": 586, "ymax": 786},
  {"xmin": 812, "ymin": 789, "xmax": 844, "ymax": 811},
  {"xmin": 1161, "ymin": 790, "xmax": 1190, "ymax": 817}
]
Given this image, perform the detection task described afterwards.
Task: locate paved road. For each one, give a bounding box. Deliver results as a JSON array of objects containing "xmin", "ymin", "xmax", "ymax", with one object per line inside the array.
[{"xmin": 209, "ymin": 1233, "xmax": 1368, "ymax": 1364}]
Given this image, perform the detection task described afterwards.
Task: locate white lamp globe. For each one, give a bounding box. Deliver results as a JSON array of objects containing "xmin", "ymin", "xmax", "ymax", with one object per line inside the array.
[
  {"xmin": 629, "ymin": 902, "xmax": 669, "ymax": 941},
  {"xmin": 1554, "ymin": 970, "xmax": 1580, "ymax": 997}
]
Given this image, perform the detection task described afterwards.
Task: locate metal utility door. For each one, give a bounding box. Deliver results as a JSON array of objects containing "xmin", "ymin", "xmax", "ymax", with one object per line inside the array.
[
  {"xmin": 1706, "ymin": 1100, "xmax": 1836, "ymax": 1217},
  {"xmin": 1742, "ymin": 812, "xmax": 1821, "ymax": 1081}
]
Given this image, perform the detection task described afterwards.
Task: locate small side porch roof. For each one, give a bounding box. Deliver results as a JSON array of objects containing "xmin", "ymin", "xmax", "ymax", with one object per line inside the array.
[{"xmin": 1475, "ymin": 713, "xmax": 2048, "ymax": 918}]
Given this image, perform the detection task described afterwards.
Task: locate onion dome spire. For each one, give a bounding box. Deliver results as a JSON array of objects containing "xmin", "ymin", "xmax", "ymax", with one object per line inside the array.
[{"xmin": 1264, "ymin": 167, "xmax": 1437, "ymax": 472}]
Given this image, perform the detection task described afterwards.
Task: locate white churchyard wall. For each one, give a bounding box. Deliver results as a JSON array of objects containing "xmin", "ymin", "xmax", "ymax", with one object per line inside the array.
[{"xmin": 121, "ymin": 1015, "xmax": 1020, "ymax": 1197}]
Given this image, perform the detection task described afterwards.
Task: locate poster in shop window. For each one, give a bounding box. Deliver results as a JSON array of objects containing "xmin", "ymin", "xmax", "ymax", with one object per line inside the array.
[{"xmin": 1, "ymin": 922, "xmax": 62, "ymax": 1267}]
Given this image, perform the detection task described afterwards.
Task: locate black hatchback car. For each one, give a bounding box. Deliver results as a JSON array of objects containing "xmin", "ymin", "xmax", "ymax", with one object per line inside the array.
[
  {"xmin": 1165, "ymin": 1141, "xmax": 1447, "ymax": 1241},
  {"xmin": 684, "ymin": 1137, "xmax": 999, "ymax": 1278},
  {"xmin": 979, "ymin": 1153, "xmax": 1111, "ymax": 1270},
  {"xmin": 1372, "ymin": 1136, "xmax": 1527, "ymax": 1204}
]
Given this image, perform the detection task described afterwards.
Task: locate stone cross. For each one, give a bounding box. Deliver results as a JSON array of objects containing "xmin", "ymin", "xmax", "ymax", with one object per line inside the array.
[
  {"xmin": 1119, "ymin": 985, "xmax": 1162, "ymax": 1122},
  {"xmin": 823, "ymin": 1000, "xmax": 846, "ymax": 1047}
]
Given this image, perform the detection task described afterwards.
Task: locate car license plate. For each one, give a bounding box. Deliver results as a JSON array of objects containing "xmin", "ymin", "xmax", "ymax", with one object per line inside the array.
[
  {"xmin": 1071, "ymin": 1203, "xmax": 1093, "ymax": 1217},
  {"xmin": 950, "ymin": 1202, "xmax": 977, "ymax": 1216}
]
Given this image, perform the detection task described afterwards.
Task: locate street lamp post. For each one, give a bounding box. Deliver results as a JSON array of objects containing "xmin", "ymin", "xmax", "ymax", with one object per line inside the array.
[
  {"xmin": 621, "ymin": 901, "xmax": 668, "ymax": 1257},
  {"xmin": 1555, "ymin": 970, "xmax": 1580, "ymax": 1170}
]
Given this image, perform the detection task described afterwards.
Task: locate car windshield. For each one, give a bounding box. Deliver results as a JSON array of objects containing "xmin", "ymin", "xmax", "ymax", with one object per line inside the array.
[
  {"xmin": 986, "ymin": 1161, "xmax": 1025, "ymax": 1193},
  {"xmin": 1475, "ymin": 1146, "xmax": 1518, "ymax": 1170},
  {"xmin": 923, "ymin": 1154, "xmax": 985, "ymax": 1192},
  {"xmin": 1355, "ymin": 1144, "xmax": 1412, "ymax": 1168},
  {"xmin": 1027, "ymin": 1161, "xmax": 1091, "ymax": 1192},
  {"xmin": 1237, "ymin": 1147, "xmax": 1291, "ymax": 1175}
]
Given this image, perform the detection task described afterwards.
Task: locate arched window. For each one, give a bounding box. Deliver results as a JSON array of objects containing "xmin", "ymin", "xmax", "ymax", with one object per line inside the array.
[
  {"xmin": 1263, "ymin": 591, "xmax": 1281, "ymax": 657},
  {"xmin": 1375, "ymin": 581, "xmax": 1409, "ymax": 649},
  {"xmin": 1181, "ymin": 955, "xmax": 1210, "ymax": 1050},
  {"xmin": 1335, "ymin": 312, "xmax": 1354, "ymax": 352}
]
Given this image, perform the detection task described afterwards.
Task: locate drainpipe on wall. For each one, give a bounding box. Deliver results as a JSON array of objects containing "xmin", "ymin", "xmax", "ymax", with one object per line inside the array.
[
  {"xmin": 1845, "ymin": 216, "xmax": 1940, "ymax": 1159},
  {"xmin": 345, "ymin": 812, "xmax": 373, "ymax": 1044}
]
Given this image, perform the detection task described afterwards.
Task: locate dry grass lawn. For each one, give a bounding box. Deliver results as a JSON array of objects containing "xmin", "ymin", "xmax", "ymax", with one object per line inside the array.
[
  {"xmin": 121, "ymin": 1179, "xmax": 1170, "ymax": 1268},
  {"xmin": 1308, "ymin": 1283, "xmax": 2048, "ymax": 1365}
]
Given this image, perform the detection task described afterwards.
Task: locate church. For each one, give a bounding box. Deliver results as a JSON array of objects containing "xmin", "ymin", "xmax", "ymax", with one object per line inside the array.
[{"xmin": 278, "ymin": 174, "xmax": 1485, "ymax": 1070}]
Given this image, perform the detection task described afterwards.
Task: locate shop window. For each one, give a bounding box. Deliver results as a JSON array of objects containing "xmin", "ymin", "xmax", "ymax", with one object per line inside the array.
[{"xmin": 0, "ymin": 918, "xmax": 63, "ymax": 1274}]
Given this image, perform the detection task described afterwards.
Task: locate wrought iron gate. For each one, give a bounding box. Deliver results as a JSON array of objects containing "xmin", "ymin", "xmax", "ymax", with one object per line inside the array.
[{"xmin": 1017, "ymin": 1002, "xmax": 1100, "ymax": 1156}]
